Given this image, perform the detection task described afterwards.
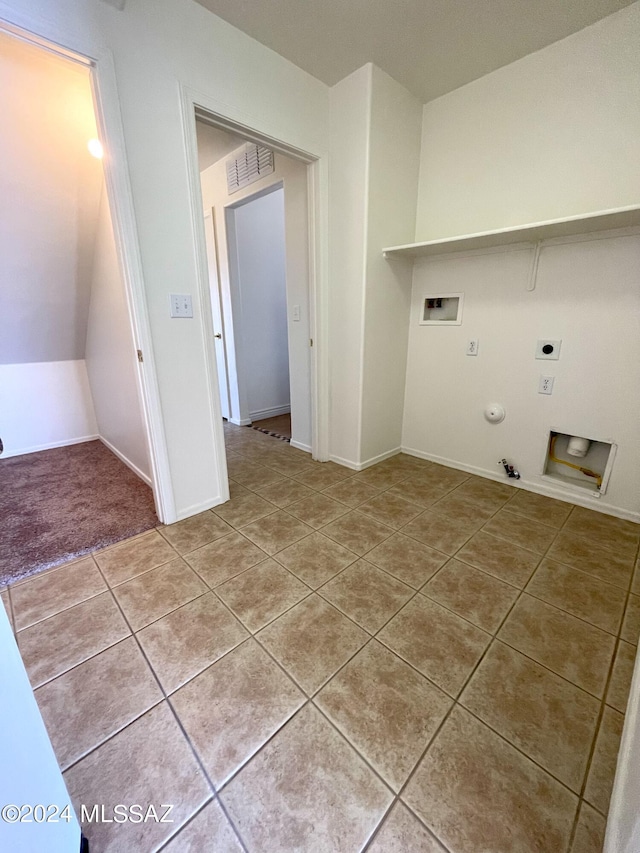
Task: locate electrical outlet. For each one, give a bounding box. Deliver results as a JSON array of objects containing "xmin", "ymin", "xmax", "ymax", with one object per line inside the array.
[
  {"xmin": 292, "ymin": 305, "xmax": 301, "ymax": 322},
  {"xmin": 539, "ymin": 375, "xmax": 554, "ymax": 395},
  {"xmin": 170, "ymin": 294, "xmax": 193, "ymax": 318},
  {"xmin": 466, "ymin": 339, "xmax": 479, "ymax": 356}
]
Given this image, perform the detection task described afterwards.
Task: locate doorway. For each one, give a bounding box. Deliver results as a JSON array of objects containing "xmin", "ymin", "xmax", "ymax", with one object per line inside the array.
[
  {"xmin": 195, "ymin": 118, "xmax": 314, "ymax": 474},
  {"xmin": 0, "ymin": 27, "xmax": 158, "ymax": 583}
]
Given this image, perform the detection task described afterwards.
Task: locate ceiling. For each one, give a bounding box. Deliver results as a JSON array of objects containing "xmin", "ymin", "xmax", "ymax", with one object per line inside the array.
[{"xmin": 194, "ymin": 0, "xmax": 635, "ymax": 102}]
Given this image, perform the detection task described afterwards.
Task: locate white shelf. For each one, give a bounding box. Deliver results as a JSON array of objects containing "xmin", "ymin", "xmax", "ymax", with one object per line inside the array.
[{"xmin": 382, "ymin": 205, "xmax": 640, "ymax": 259}]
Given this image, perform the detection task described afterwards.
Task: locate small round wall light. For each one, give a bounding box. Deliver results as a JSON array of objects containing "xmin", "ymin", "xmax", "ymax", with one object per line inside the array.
[{"xmin": 87, "ymin": 138, "xmax": 104, "ymax": 159}]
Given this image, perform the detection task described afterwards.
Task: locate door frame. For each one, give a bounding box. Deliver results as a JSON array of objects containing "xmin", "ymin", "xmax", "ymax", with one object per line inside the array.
[
  {"xmin": 0, "ymin": 17, "xmax": 175, "ymax": 522},
  {"xmin": 203, "ymin": 208, "xmax": 231, "ymax": 421},
  {"xmin": 179, "ymin": 85, "xmax": 330, "ymax": 470}
]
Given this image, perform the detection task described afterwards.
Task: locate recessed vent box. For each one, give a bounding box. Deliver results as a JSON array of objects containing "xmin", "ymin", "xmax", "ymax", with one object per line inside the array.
[
  {"xmin": 420, "ymin": 293, "xmax": 464, "ymax": 325},
  {"xmin": 543, "ymin": 431, "xmax": 616, "ymax": 496}
]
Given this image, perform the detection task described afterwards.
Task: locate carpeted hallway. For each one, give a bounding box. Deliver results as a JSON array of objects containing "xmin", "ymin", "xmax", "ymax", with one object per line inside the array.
[{"xmin": 0, "ymin": 440, "xmax": 157, "ymax": 586}]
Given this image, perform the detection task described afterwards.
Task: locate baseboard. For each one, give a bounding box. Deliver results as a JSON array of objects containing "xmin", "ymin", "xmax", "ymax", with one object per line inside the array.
[
  {"xmin": 99, "ymin": 437, "xmax": 152, "ymax": 487},
  {"xmin": 291, "ymin": 439, "xmax": 312, "ymax": 454},
  {"xmin": 329, "ymin": 447, "xmax": 402, "ymax": 472},
  {"xmin": 229, "ymin": 417, "xmax": 252, "ymax": 427},
  {"xmin": 249, "ymin": 405, "xmax": 291, "ymax": 421},
  {"xmin": 0, "ymin": 434, "xmax": 99, "ymax": 459},
  {"xmin": 174, "ymin": 494, "xmax": 228, "ymax": 521},
  {"xmin": 401, "ymin": 446, "xmax": 640, "ymax": 523}
]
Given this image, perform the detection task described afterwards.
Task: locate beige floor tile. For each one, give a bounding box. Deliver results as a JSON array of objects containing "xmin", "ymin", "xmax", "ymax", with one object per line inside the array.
[
  {"xmin": 171, "ymin": 638, "xmax": 304, "ymax": 787},
  {"xmin": 450, "ymin": 475, "xmax": 514, "ymax": 507},
  {"xmin": 403, "ymin": 706, "xmax": 577, "ymax": 853},
  {"xmin": 285, "ymin": 493, "xmax": 349, "ymax": 528},
  {"xmin": 584, "ymin": 706, "xmax": 625, "ymax": 815},
  {"xmin": 11, "ymin": 557, "xmax": 106, "ymax": 631},
  {"xmin": 294, "ymin": 466, "xmax": 351, "ymax": 490},
  {"xmin": 422, "ymin": 559, "xmax": 518, "ymax": 633},
  {"xmin": 64, "ymin": 702, "xmax": 210, "ymax": 853},
  {"xmin": 548, "ymin": 531, "xmax": 634, "ymax": 590},
  {"xmin": 159, "ymin": 511, "xmax": 232, "ymax": 554},
  {"xmin": 262, "ymin": 455, "xmax": 312, "ymax": 478},
  {"xmin": 367, "ymin": 802, "xmax": 446, "ymax": 852},
  {"xmin": 402, "ymin": 510, "xmax": 481, "ymax": 555},
  {"xmin": 357, "ymin": 493, "xmax": 423, "ymax": 530},
  {"xmin": 319, "ymin": 560, "xmax": 413, "ymax": 634},
  {"xmin": 0, "ymin": 590, "xmax": 11, "ymax": 630},
  {"xmin": 184, "ymin": 531, "xmax": 267, "ymax": 588},
  {"xmin": 506, "ymin": 490, "xmax": 573, "ymax": 528},
  {"xmin": 321, "ymin": 510, "xmax": 394, "ymax": 556},
  {"xmin": 36, "ymin": 636, "xmax": 162, "ymax": 769},
  {"xmin": 365, "ymin": 533, "xmax": 447, "ymax": 589},
  {"xmin": 570, "ymin": 802, "xmax": 607, "ymax": 853},
  {"xmin": 95, "ymin": 531, "xmax": 177, "ymax": 587},
  {"xmin": 418, "ymin": 464, "xmax": 469, "ymax": 491},
  {"xmin": 220, "ymin": 704, "xmax": 393, "ymax": 853},
  {"xmin": 482, "ymin": 509, "xmax": 557, "ymax": 553},
  {"xmin": 216, "ymin": 559, "xmax": 310, "ymax": 632},
  {"xmin": 607, "ymin": 640, "xmax": 637, "ymax": 712},
  {"xmin": 322, "ymin": 478, "xmax": 383, "ymax": 507},
  {"xmin": 455, "ymin": 530, "xmax": 540, "ymax": 587},
  {"xmin": 430, "ymin": 491, "xmax": 496, "ymax": 524},
  {"xmin": 232, "ymin": 463, "xmax": 286, "ymax": 491},
  {"xmin": 257, "ymin": 595, "xmax": 368, "ymax": 694},
  {"xmin": 17, "ymin": 592, "xmax": 129, "ymax": 688},
  {"xmin": 212, "ymin": 492, "xmax": 277, "ymax": 528},
  {"xmin": 564, "ymin": 507, "xmax": 640, "ymax": 558},
  {"xmin": 162, "ymin": 800, "xmax": 243, "ymax": 852},
  {"xmin": 621, "ymin": 594, "xmax": 640, "ymax": 644},
  {"xmin": 240, "ymin": 510, "xmax": 313, "ymax": 555},
  {"xmin": 316, "ymin": 641, "xmax": 451, "ymax": 791},
  {"xmin": 274, "ymin": 531, "xmax": 357, "ymax": 588},
  {"xmin": 112, "ymin": 558, "xmax": 207, "ymax": 631},
  {"xmin": 460, "ymin": 641, "xmax": 600, "ymax": 792},
  {"xmin": 385, "ymin": 477, "xmax": 450, "ymax": 509},
  {"xmin": 378, "ymin": 595, "xmax": 490, "ymax": 697},
  {"xmin": 255, "ymin": 478, "xmax": 316, "ymax": 507},
  {"xmin": 137, "ymin": 593, "xmax": 248, "ymax": 693},
  {"xmin": 526, "ymin": 559, "xmax": 626, "ymax": 635},
  {"xmin": 498, "ymin": 595, "xmax": 616, "ymax": 697},
  {"xmin": 349, "ymin": 467, "xmax": 410, "ymax": 491}
]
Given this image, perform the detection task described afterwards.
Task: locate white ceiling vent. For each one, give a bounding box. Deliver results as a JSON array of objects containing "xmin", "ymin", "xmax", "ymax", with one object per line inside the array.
[{"xmin": 226, "ymin": 143, "xmax": 274, "ymax": 195}]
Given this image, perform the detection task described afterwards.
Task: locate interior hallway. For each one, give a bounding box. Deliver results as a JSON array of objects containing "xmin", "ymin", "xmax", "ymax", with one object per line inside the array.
[{"xmin": 2, "ymin": 423, "xmax": 639, "ymax": 852}]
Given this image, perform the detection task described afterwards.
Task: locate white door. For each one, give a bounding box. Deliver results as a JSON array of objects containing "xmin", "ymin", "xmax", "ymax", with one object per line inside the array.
[{"xmin": 203, "ymin": 210, "xmax": 231, "ymax": 420}]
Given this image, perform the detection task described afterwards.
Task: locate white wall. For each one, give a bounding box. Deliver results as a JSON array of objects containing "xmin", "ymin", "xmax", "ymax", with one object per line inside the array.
[
  {"xmin": 328, "ymin": 65, "xmax": 371, "ymax": 467},
  {"xmin": 200, "ymin": 146, "xmax": 312, "ymax": 449},
  {"xmin": 360, "ymin": 65, "xmax": 422, "ymax": 464},
  {"xmin": 0, "ymin": 361, "xmax": 98, "ymax": 457},
  {"xmin": 402, "ymin": 233, "xmax": 640, "ymax": 519},
  {"xmin": 0, "ymin": 30, "xmax": 103, "ymax": 365},
  {"xmin": 415, "ymin": 2, "xmax": 640, "ymax": 241},
  {"xmin": 85, "ymin": 187, "xmax": 151, "ymax": 483},
  {"xmin": 228, "ymin": 188, "xmax": 290, "ymax": 422}
]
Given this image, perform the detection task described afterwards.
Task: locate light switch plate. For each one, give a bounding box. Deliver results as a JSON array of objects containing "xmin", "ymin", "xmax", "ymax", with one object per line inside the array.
[{"xmin": 170, "ymin": 294, "xmax": 193, "ymax": 318}]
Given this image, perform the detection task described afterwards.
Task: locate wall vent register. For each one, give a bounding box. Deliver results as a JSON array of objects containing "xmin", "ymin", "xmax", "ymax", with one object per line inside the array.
[{"xmin": 226, "ymin": 143, "xmax": 274, "ymax": 194}]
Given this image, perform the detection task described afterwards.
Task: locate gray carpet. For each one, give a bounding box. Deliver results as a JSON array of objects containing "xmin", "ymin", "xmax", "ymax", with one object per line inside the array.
[{"xmin": 0, "ymin": 440, "xmax": 157, "ymax": 586}]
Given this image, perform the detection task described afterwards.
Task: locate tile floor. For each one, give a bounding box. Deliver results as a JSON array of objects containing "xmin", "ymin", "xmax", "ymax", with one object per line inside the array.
[{"xmin": 3, "ymin": 422, "xmax": 639, "ymax": 852}]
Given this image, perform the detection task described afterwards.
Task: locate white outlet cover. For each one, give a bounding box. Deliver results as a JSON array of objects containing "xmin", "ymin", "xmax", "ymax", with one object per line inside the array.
[
  {"xmin": 466, "ymin": 339, "xmax": 479, "ymax": 356},
  {"xmin": 538, "ymin": 375, "xmax": 555, "ymax": 395},
  {"xmin": 536, "ymin": 339, "xmax": 561, "ymax": 360}
]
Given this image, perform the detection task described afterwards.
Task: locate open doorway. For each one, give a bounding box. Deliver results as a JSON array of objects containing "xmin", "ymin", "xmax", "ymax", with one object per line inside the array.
[
  {"xmin": 0, "ymin": 29, "xmax": 157, "ymax": 584},
  {"xmin": 195, "ymin": 118, "xmax": 314, "ymax": 474}
]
